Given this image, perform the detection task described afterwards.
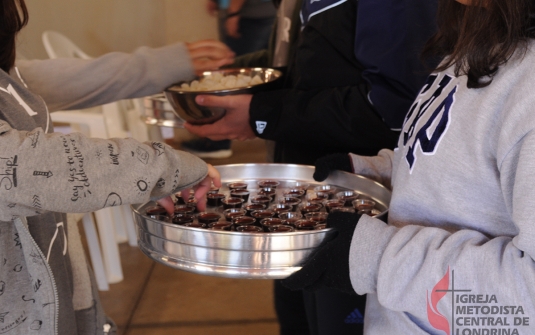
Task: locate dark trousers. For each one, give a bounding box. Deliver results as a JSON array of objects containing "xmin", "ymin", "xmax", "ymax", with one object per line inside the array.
[
  {"xmin": 275, "ymin": 280, "xmax": 365, "ymax": 335},
  {"xmin": 217, "ymin": 13, "xmax": 275, "ymax": 56}
]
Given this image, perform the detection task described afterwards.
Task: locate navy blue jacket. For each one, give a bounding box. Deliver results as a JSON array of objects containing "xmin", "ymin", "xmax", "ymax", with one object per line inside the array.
[{"xmin": 249, "ymin": 0, "xmax": 438, "ymax": 165}]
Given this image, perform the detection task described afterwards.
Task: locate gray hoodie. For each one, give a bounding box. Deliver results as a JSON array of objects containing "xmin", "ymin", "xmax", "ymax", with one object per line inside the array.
[
  {"xmin": 0, "ymin": 43, "xmax": 208, "ymax": 334},
  {"xmin": 347, "ymin": 40, "xmax": 535, "ymax": 334}
]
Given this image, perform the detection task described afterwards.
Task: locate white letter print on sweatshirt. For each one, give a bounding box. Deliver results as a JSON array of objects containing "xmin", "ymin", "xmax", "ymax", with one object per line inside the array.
[
  {"xmin": 402, "ymin": 74, "xmax": 457, "ymax": 173},
  {"xmin": 0, "ymin": 84, "xmax": 38, "ymax": 116}
]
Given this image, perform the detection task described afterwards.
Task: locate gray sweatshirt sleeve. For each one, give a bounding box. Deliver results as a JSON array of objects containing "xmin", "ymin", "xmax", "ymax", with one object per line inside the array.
[
  {"xmin": 15, "ymin": 43, "xmax": 194, "ymax": 111},
  {"xmin": 349, "ymin": 132, "xmax": 535, "ymax": 325},
  {"xmin": 0, "ymin": 120, "xmax": 207, "ymax": 221},
  {"xmin": 349, "ymin": 149, "xmax": 394, "ymax": 190}
]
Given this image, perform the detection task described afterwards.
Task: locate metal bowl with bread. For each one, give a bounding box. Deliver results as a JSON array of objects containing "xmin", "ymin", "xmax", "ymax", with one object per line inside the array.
[{"xmin": 164, "ymin": 67, "xmax": 283, "ymax": 125}]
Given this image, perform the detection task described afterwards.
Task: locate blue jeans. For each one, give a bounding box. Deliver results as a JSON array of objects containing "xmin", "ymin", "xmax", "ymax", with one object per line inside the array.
[{"xmin": 220, "ymin": 16, "xmax": 275, "ymax": 56}]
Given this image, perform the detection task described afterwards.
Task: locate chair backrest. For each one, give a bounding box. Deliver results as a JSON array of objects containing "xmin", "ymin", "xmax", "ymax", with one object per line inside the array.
[{"xmin": 42, "ymin": 30, "xmax": 92, "ymax": 60}]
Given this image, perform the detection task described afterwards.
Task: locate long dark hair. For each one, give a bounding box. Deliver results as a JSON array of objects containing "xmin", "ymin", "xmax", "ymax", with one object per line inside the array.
[
  {"xmin": 423, "ymin": 0, "xmax": 535, "ymax": 88},
  {"xmin": 0, "ymin": 0, "xmax": 28, "ymax": 72}
]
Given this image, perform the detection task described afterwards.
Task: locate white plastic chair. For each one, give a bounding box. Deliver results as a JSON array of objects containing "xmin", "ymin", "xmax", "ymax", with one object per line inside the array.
[
  {"xmin": 42, "ymin": 30, "xmax": 140, "ymax": 290},
  {"xmin": 42, "ymin": 30, "xmax": 154, "ymax": 143},
  {"xmin": 42, "ymin": 30, "xmax": 92, "ymax": 59}
]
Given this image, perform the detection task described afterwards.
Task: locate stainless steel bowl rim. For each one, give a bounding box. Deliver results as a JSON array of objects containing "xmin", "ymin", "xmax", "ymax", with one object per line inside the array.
[{"xmin": 165, "ymin": 67, "xmax": 283, "ymax": 95}]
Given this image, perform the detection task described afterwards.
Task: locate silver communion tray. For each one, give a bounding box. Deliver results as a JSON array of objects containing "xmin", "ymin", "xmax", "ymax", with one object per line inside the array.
[{"xmin": 132, "ymin": 164, "xmax": 391, "ymax": 279}]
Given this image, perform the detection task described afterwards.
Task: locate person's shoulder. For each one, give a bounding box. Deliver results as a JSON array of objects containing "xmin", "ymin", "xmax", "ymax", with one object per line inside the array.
[
  {"xmin": 494, "ymin": 40, "xmax": 535, "ymax": 133},
  {"xmin": 510, "ymin": 39, "xmax": 535, "ymax": 71},
  {"xmin": 492, "ymin": 40, "xmax": 535, "ymax": 86}
]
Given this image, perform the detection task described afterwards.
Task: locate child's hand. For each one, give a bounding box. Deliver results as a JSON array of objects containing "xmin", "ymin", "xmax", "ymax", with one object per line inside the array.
[
  {"xmin": 187, "ymin": 164, "xmax": 222, "ymax": 212},
  {"xmin": 186, "ymin": 40, "xmax": 235, "ymax": 75}
]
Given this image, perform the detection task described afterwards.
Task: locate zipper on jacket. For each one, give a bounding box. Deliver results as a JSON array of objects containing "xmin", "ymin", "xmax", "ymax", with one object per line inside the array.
[{"xmin": 15, "ymin": 217, "xmax": 60, "ymax": 335}]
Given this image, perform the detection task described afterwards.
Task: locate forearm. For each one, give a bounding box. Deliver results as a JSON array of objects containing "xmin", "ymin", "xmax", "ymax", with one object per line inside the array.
[
  {"xmin": 249, "ymin": 84, "xmax": 390, "ymax": 154},
  {"xmin": 350, "ymin": 216, "xmax": 535, "ymax": 320},
  {"xmin": 0, "ymin": 120, "xmax": 206, "ymax": 220},
  {"xmin": 16, "ymin": 43, "xmax": 194, "ymax": 111},
  {"xmin": 228, "ymin": 0, "xmax": 247, "ymax": 14}
]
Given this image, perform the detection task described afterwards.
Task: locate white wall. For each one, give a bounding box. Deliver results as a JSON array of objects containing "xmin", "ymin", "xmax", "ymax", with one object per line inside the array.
[{"xmin": 17, "ymin": 0, "xmax": 218, "ymax": 59}]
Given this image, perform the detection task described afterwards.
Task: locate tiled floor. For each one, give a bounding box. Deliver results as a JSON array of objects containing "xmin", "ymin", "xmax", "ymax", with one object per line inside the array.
[{"xmin": 94, "ymin": 138, "xmax": 280, "ymax": 335}]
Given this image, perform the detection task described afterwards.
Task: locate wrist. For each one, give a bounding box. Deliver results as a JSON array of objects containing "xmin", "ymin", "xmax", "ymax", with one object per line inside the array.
[
  {"xmin": 249, "ymin": 90, "xmax": 284, "ymax": 139},
  {"xmin": 350, "ymin": 216, "xmax": 396, "ymax": 295}
]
